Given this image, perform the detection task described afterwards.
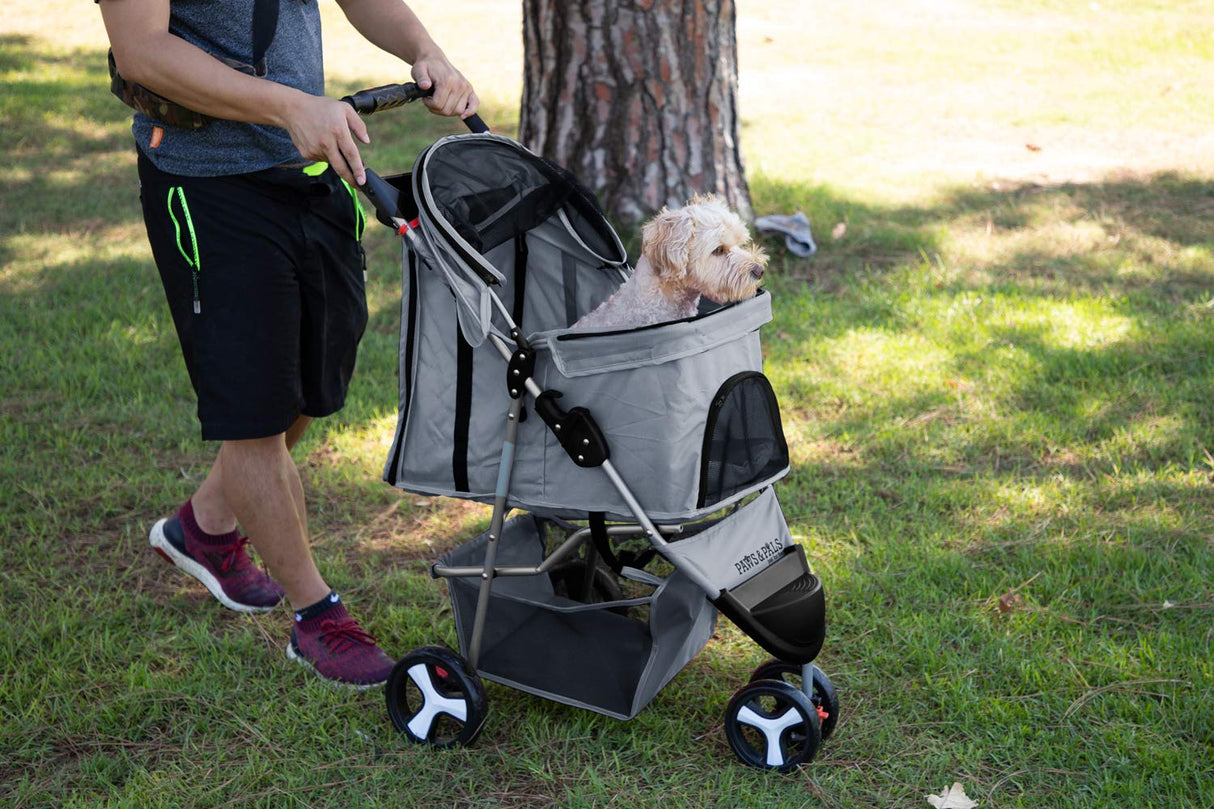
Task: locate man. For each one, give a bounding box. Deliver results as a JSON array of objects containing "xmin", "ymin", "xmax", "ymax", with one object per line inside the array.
[{"xmin": 99, "ymin": 0, "xmax": 478, "ymax": 688}]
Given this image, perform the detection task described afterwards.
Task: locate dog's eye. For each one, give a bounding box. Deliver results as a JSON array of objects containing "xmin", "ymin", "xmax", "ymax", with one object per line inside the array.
[{"xmin": 712, "ymin": 246, "xmax": 728, "ymax": 256}]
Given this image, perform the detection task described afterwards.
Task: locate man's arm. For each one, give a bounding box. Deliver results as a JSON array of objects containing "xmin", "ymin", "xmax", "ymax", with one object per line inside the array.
[
  {"xmin": 99, "ymin": 0, "xmax": 370, "ymax": 184},
  {"xmin": 335, "ymin": 0, "xmax": 479, "ymax": 119}
]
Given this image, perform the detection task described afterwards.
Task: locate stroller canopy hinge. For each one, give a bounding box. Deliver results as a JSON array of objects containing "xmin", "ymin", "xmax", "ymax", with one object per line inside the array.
[
  {"xmin": 535, "ymin": 391, "xmax": 609, "ymax": 468},
  {"xmin": 506, "ymin": 348, "xmax": 536, "ymax": 399},
  {"xmin": 505, "ymin": 331, "xmax": 535, "ymax": 400}
]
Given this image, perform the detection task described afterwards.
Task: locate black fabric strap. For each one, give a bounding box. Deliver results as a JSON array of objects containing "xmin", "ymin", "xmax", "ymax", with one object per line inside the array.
[
  {"xmin": 385, "ymin": 248, "xmax": 418, "ymax": 486},
  {"xmin": 512, "ymin": 233, "xmax": 529, "ymax": 326},
  {"xmin": 453, "ymin": 322, "xmax": 474, "ymax": 492},
  {"xmin": 579, "ymin": 531, "xmax": 601, "ymax": 601},
  {"xmin": 251, "ymin": 0, "xmax": 279, "ymax": 76},
  {"xmin": 589, "ymin": 511, "xmax": 658, "ymax": 574},
  {"xmin": 589, "ymin": 512, "xmax": 617, "ymax": 574},
  {"xmin": 562, "ymin": 253, "xmax": 579, "ymax": 328},
  {"xmin": 512, "ymin": 234, "xmax": 531, "ymax": 423}
]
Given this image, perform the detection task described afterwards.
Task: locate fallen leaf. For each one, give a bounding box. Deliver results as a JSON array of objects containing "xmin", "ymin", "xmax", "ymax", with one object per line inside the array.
[
  {"xmin": 1025, "ymin": 143, "xmax": 1043, "ymax": 152},
  {"xmin": 927, "ymin": 782, "xmax": 978, "ymax": 809},
  {"xmin": 997, "ymin": 591, "xmax": 1023, "ymax": 614},
  {"xmin": 831, "ymin": 222, "xmax": 847, "ymax": 240}
]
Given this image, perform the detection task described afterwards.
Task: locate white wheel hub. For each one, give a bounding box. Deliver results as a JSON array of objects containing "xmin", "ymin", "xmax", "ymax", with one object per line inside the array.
[
  {"xmin": 405, "ymin": 663, "xmax": 469, "ymax": 739},
  {"xmin": 736, "ymin": 705, "xmax": 803, "ymax": 767}
]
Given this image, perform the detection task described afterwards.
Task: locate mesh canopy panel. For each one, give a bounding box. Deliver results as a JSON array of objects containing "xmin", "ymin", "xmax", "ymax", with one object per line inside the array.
[{"xmin": 423, "ymin": 139, "xmax": 620, "ymax": 259}]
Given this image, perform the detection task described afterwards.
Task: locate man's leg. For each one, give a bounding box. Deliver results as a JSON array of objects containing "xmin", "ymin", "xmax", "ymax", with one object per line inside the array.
[
  {"xmin": 139, "ymin": 159, "xmax": 390, "ymax": 686},
  {"xmin": 213, "ymin": 430, "xmax": 328, "ymax": 610},
  {"xmin": 190, "ymin": 415, "xmax": 314, "ymax": 590},
  {"xmin": 218, "ymin": 426, "xmax": 394, "ymax": 689},
  {"xmin": 152, "ymin": 416, "xmax": 393, "ymax": 687}
]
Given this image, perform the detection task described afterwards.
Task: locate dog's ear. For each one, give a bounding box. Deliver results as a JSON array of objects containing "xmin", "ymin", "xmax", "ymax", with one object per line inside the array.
[
  {"xmin": 687, "ymin": 192, "xmax": 726, "ymax": 209},
  {"xmin": 641, "ymin": 206, "xmax": 693, "ymax": 280}
]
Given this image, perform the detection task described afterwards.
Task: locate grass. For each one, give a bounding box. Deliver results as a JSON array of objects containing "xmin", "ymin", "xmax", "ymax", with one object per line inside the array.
[{"xmin": 2, "ymin": 1, "xmax": 1212, "ymax": 806}]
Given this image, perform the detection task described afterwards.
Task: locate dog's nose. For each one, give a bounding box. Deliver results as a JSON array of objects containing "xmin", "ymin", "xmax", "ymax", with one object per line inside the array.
[{"xmin": 750, "ymin": 265, "xmax": 765, "ymax": 280}]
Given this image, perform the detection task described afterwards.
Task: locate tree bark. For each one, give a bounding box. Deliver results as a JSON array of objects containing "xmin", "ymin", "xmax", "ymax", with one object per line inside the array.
[{"xmin": 519, "ymin": 0, "xmax": 752, "ymax": 226}]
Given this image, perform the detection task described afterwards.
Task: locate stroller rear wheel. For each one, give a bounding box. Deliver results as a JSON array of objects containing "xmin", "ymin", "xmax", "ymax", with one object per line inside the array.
[
  {"xmin": 724, "ymin": 679, "xmax": 822, "ymax": 772},
  {"xmin": 386, "ymin": 646, "xmax": 488, "ymax": 748},
  {"xmin": 749, "ymin": 660, "xmax": 840, "ymax": 741}
]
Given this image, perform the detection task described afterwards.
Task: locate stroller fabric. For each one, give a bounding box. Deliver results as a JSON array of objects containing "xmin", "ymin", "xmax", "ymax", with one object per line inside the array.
[{"xmin": 383, "ymin": 134, "xmax": 790, "ymax": 521}]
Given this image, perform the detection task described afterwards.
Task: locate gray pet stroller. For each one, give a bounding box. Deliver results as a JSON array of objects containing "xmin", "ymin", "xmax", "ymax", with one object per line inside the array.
[{"xmin": 347, "ymin": 84, "xmax": 839, "ymax": 770}]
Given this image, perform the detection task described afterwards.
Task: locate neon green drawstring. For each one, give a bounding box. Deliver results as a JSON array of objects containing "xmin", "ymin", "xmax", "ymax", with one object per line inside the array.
[{"xmin": 166, "ymin": 187, "xmax": 202, "ymax": 313}]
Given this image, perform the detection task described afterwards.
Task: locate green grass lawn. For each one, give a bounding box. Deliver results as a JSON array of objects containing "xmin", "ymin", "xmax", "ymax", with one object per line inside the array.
[{"xmin": 2, "ymin": 2, "xmax": 1212, "ymax": 807}]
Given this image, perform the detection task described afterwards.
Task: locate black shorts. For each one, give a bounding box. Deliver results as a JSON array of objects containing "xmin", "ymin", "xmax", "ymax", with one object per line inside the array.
[{"xmin": 139, "ymin": 150, "xmax": 368, "ymax": 441}]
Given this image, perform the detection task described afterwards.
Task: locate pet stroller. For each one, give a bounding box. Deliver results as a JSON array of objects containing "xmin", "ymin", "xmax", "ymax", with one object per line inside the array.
[{"xmin": 347, "ymin": 84, "xmax": 839, "ymax": 771}]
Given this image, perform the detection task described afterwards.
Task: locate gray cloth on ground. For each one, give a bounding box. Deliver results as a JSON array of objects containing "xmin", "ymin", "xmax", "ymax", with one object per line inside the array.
[{"xmin": 755, "ymin": 211, "xmax": 817, "ymax": 257}]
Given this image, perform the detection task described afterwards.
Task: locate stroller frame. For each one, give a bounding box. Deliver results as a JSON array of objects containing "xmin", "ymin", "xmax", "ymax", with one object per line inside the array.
[
  {"xmin": 432, "ymin": 296, "xmax": 814, "ymax": 663},
  {"xmin": 348, "ymin": 83, "xmax": 839, "ymax": 771}
]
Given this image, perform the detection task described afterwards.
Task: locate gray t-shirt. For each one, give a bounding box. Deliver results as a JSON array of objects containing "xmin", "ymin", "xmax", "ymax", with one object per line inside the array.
[{"xmin": 132, "ymin": 0, "xmax": 325, "ymax": 177}]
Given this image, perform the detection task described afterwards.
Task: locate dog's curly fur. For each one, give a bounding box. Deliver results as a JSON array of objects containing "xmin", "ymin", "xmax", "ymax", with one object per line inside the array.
[{"xmin": 571, "ymin": 194, "xmax": 768, "ymax": 331}]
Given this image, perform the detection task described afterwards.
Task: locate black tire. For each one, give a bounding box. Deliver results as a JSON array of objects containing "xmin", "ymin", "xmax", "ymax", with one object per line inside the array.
[
  {"xmin": 724, "ymin": 679, "xmax": 822, "ymax": 772},
  {"xmin": 748, "ymin": 660, "xmax": 840, "ymax": 741},
  {"xmin": 549, "ymin": 559, "xmax": 624, "ymax": 605},
  {"xmin": 385, "ymin": 646, "xmax": 488, "ymax": 748}
]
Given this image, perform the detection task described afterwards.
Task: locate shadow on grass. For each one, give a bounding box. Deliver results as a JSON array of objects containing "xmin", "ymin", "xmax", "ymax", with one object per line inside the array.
[
  {"xmin": 755, "ymin": 172, "xmax": 1212, "ymax": 294},
  {"xmin": 752, "ymin": 167, "xmax": 1212, "ymax": 472}
]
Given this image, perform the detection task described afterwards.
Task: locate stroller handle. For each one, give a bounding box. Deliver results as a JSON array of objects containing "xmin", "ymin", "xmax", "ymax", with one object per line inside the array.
[{"xmin": 341, "ymin": 82, "xmax": 489, "ymax": 134}]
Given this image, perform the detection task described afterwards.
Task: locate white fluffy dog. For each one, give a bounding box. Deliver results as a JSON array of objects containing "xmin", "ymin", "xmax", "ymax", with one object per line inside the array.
[{"xmin": 571, "ymin": 194, "xmax": 768, "ymax": 331}]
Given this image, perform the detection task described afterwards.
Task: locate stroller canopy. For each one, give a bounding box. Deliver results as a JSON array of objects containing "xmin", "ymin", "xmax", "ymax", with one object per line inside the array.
[{"xmin": 408, "ymin": 134, "xmax": 629, "ymax": 345}]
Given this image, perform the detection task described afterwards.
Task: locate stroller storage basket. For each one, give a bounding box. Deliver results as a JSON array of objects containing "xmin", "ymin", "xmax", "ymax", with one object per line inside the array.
[
  {"xmin": 438, "ymin": 488, "xmax": 803, "ymax": 720},
  {"xmin": 440, "ymin": 512, "xmax": 718, "ymax": 720}
]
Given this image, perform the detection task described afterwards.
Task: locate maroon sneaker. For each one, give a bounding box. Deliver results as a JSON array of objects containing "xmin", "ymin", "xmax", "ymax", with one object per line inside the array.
[
  {"xmin": 149, "ymin": 502, "xmax": 284, "ymax": 613},
  {"xmin": 286, "ymin": 601, "xmax": 394, "ymax": 689}
]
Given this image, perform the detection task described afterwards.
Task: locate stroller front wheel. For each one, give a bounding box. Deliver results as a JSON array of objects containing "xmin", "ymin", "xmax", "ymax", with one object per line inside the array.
[
  {"xmin": 724, "ymin": 679, "xmax": 822, "ymax": 772},
  {"xmin": 386, "ymin": 645, "xmax": 488, "ymax": 748},
  {"xmin": 749, "ymin": 660, "xmax": 840, "ymax": 741}
]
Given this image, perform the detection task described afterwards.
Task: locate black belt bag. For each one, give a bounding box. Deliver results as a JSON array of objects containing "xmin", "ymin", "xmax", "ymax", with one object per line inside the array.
[{"xmin": 107, "ymin": 0, "xmax": 278, "ymax": 130}]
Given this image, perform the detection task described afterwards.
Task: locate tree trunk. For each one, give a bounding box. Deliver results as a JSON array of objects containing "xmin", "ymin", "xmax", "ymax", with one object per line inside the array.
[{"xmin": 519, "ymin": 0, "xmax": 752, "ymax": 227}]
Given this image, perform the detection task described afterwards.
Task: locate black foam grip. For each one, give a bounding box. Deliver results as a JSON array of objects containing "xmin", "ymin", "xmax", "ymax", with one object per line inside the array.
[
  {"xmin": 342, "ymin": 83, "xmax": 425, "ymax": 114},
  {"xmin": 343, "ymin": 83, "xmax": 489, "ymax": 132}
]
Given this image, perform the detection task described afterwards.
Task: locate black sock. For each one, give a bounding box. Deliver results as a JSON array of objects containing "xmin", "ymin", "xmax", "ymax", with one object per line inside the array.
[{"xmin": 294, "ymin": 591, "xmax": 341, "ymax": 623}]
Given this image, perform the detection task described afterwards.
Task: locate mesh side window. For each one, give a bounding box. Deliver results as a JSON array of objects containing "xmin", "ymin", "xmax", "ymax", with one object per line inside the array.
[{"xmin": 698, "ymin": 372, "xmax": 789, "ymax": 508}]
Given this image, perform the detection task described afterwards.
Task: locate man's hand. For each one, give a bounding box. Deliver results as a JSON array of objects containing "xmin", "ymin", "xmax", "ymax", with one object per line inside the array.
[
  {"xmin": 279, "ymin": 95, "xmax": 371, "ymax": 186},
  {"xmin": 336, "ymin": 0, "xmax": 479, "ymax": 123},
  {"xmin": 412, "ymin": 51, "xmax": 479, "ymax": 120}
]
